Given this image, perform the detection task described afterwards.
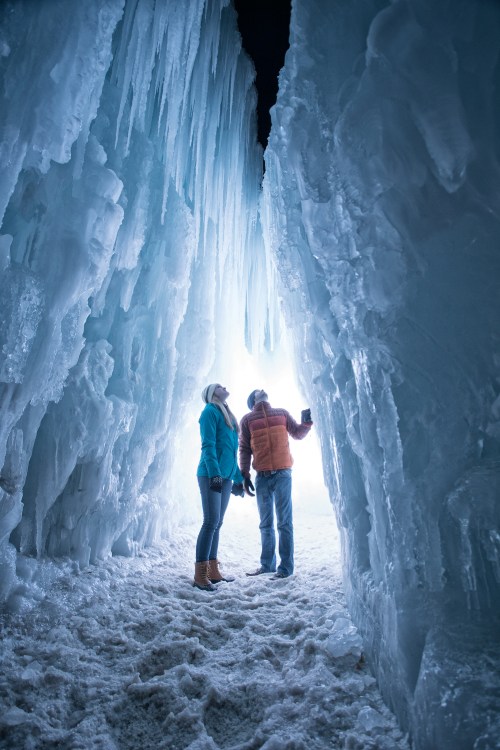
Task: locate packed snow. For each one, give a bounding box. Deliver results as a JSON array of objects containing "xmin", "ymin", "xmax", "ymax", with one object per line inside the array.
[{"xmin": 0, "ymin": 507, "xmax": 409, "ymax": 750}]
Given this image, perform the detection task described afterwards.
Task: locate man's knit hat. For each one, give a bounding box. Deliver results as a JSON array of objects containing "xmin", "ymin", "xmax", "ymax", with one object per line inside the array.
[
  {"xmin": 247, "ymin": 389, "xmax": 259, "ymax": 410},
  {"xmin": 202, "ymin": 384, "xmax": 218, "ymax": 404}
]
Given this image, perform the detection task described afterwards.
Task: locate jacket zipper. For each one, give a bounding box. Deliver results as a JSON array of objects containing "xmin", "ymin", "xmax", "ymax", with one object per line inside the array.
[{"xmin": 262, "ymin": 404, "xmax": 276, "ymax": 470}]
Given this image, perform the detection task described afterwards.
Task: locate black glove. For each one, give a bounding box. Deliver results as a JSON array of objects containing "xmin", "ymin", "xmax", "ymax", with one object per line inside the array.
[
  {"xmin": 231, "ymin": 482, "xmax": 244, "ymax": 497},
  {"xmin": 301, "ymin": 408, "xmax": 312, "ymax": 424},
  {"xmin": 244, "ymin": 477, "xmax": 255, "ymax": 497},
  {"xmin": 209, "ymin": 475, "xmax": 223, "ymax": 493}
]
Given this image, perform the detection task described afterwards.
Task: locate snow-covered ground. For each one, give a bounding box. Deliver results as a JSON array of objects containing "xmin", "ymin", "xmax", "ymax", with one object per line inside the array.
[{"xmin": 0, "ymin": 501, "xmax": 409, "ymax": 750}]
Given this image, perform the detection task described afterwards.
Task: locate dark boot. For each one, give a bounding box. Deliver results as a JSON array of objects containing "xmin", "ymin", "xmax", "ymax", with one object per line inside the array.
[{"xmin": 245, "ymin": 567, "xmax": 269, "ymax": 576}]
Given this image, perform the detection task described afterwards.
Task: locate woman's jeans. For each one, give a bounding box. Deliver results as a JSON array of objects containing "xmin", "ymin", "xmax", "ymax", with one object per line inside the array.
[
  {"xmin": 255, "ymin": 469, "xmax": 293, "ymax": 576},
  {"xmin": 195, "ymin": 476, "xmax": 232, "ymax": 562}
]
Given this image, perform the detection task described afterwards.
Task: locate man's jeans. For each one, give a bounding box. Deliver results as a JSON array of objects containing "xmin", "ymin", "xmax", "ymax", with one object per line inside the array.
[
  {"xmin": 255, "ymin": 469, "xmax": 293, "ymax": 576},
  {"xmin": 195, "ymin": 476, "xmax": 232, "ymax": 562}
]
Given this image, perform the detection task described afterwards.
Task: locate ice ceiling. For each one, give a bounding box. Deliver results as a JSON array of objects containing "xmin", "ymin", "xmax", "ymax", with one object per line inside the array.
[{"xmin": 1, "ymin": 1, "xmax": 499, "ymax": 748}]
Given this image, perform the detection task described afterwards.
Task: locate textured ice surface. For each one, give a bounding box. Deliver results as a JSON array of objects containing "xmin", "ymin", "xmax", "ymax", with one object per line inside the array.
[
  {"xmin": 0, "ymin": 0, "xmax": 263, "ymax": 597},
  {"xmin": 0, "ymin": 509, "xmax": 409, "ymax": 750},
  {"xmin": 261, "ymin": 0, "xmax": 500, "ymax": 747}
]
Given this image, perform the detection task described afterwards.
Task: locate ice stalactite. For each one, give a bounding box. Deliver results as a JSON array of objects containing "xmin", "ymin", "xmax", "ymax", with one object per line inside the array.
[
  {"xmin": 0, "ymin": 0, "xmax": 263, "ymax": 600},
  {"xmin": 261, "ymin": 1, "xmax": 500, "ymax": 748}
]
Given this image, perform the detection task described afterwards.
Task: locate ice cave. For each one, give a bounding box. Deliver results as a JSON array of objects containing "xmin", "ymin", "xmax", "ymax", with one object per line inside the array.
[{"xmin": 0, "ymin": 0, "xmax": 499, "ymax": 748}]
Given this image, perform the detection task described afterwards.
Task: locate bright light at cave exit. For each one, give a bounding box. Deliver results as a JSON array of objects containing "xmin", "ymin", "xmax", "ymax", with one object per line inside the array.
[{"xmin": 169, "ymin": 323, "xmax": 332, "ymax": 527}]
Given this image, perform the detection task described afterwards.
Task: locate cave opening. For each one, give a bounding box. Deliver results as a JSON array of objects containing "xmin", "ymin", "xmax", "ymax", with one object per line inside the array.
[{"xmin": 234, "ymin": 0, "xmax": 291, "ymax": 149}]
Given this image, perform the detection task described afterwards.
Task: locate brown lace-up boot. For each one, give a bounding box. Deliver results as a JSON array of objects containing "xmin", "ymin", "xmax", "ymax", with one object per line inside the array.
[
  {"xmin": 193, "ymin": 561, "xmax": 216, "ymax": 591},
  {"xmin": 208, "ymin": 559, "xmax": 235, "ymax": 583}
]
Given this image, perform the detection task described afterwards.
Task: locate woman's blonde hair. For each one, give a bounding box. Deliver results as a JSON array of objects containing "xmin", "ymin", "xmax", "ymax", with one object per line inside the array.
[{"xmin": 201, "ymin": 383, "xmax": 238, "ymax": 431}]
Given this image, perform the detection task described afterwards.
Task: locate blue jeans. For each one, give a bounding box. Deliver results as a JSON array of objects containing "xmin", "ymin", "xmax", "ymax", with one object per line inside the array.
[
  {"xmin": 255, "ymin": 469, "xmax": 293, "ymax": 576},
  {"xmin": 195, "ymin": 476, "xmax": 232, "ymax": 562}
]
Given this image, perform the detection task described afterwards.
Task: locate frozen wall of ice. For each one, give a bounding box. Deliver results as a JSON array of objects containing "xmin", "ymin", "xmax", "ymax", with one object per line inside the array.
[
  {"xmin": 0, "ymin": 0, "xmax": 263, "ymax": 601},
  {"xmin": 262, "ymin": 1, "xmax": 500, "ymax": 748}
]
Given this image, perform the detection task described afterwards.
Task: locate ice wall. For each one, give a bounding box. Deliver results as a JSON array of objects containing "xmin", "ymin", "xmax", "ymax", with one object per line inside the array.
[
  {"xmin": 262, "ymin": 1, "xmax": 500, "ymax": 748},
  {"xmin": 0, "ymin": 0, "xmax": 263, "ymax": 602}
]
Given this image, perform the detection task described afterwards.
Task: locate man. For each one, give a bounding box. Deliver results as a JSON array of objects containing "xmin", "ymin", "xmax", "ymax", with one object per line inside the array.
[{"xmin": 239, "ymin": 389, "xmax": 313, "ymax": 579}]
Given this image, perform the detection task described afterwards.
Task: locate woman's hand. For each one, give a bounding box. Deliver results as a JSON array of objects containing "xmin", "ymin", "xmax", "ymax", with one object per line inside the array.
[
  {"xmin": 209, "ymin": 476, "xmax": 223, "ymax": 493},
  {"xmin": 231, "ymin": 482, "xmax": 244, "ymax": 497}
]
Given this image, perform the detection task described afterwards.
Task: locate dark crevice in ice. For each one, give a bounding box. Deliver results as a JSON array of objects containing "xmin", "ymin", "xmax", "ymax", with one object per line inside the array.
[{"xmin": 233, "ymin": 0, "xmax": 291, "ymax": 149}]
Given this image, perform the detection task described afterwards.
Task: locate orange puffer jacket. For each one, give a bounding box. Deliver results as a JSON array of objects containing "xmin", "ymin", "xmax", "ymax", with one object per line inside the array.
[{"xmin": 239, "ymin": 401, "xmax": 311, "ymax": 475}]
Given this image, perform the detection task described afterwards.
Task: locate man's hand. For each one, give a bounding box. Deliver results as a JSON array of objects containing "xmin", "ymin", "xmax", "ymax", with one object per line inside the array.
[
  {"xmin": 244, "ymin": 477, "xmax": 255, "ymax": 497},
  {"xmin": 231, "ymin": 482, "xmax": 244, "ymax": 497},
  {"xmin": 209, "ymin": 476, "xmax": 223, "ymax": 493}
]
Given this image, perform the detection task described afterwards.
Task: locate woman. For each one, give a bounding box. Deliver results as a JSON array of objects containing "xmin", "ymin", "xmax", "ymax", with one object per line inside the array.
[{"xmin": 194, "ymin": 383, "xmax": 244, "ymax": 591}]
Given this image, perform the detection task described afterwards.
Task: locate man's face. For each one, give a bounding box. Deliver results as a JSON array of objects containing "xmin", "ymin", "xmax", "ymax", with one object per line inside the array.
[{"xmin": 254, "ymin": 389, "xmax": 268, "ymax": 403}]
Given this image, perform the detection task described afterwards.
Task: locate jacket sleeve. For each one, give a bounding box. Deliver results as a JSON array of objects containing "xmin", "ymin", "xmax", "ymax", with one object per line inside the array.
[
  {"xmin": 238, "ymin": 415, "xmax": 252, "ymax": 476},
  {"xmin": 232, "ymin": 464, "xmax": 244, "ymax": 484},
  {"xmin": 285, "ymin": 410, "xmax": 312, "ymax": 440},
  {"xmin": 199, "ymin": 407, "xmax": 221, "ymax": 477}
]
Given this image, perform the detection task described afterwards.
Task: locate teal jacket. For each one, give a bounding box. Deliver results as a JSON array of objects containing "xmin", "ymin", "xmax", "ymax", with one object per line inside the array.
[{"xmin": 197, "ymin": 403, "xmax": 244, "ymax": 482}]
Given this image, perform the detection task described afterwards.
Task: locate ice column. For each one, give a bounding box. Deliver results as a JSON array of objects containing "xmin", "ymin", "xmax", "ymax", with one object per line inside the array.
[
  {"xmin": 262, "ymin": 1, "xmax": 500, "ymax": 748},
  {"xmin": 0, "ymin": 0, "xmax": 262, "ymax": 600}
]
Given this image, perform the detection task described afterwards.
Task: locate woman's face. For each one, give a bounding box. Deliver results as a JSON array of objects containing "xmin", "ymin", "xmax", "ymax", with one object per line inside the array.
[{"xmin": 214, "ymin": 385, "xmax": 229, "ymax": 402}]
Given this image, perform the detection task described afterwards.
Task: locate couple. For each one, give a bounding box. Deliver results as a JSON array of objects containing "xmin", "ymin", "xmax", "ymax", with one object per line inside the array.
[{"xmin": 193, "ymin": 383, "xmax": 313, "ymax": 591}]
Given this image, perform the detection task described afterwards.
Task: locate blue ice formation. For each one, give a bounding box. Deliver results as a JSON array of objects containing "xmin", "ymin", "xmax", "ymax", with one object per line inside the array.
[
  {"xmin": 1, "ymin": 1, "xmax": 499, "ymax": 748},
  {"xmin": 0, "ymin": 0, "xmax": 265, "ymax": 579},
  {"xmin": 263, "ymin": 1, "xmax": 500, "ymax": 748}
]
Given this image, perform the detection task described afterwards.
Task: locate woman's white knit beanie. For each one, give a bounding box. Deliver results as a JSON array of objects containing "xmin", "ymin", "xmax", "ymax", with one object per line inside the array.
[{"xmin": 202, "ymin": 383, "xmax": 218, "ymax": 403}]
